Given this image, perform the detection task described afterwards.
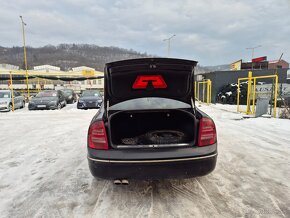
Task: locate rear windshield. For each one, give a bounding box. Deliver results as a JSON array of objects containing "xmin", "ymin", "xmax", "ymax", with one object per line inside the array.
[
  {"xmin": 109, "ymin": 97, "xmax": 191, "ymax": 110},
  {"xmin": 62, "ymin": 89, "xmax": 73, "ymax": 94},
  {"xmin": 36, "ymin": 91, "xmax": 57, "ymax": 97},
  {"xmin": 82, "ymin": 90, "xmax": 100, "ymax": 97},
  {"xmin": 0, "ymin": 92, "xmax": 10, "ymax": 98}
]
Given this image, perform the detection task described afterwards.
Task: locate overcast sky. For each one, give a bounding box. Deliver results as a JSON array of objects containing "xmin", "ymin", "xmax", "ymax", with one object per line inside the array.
[{"xmin": 1, "ymin": 0, "xmax": 290, "ymax": 65}]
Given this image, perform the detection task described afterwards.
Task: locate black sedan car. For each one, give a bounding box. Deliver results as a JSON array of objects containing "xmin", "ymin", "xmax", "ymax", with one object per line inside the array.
[
  {"xmin": 77, "ymin": 90, "xmax": 103, "ymax": 109},
  {"xmin": 87, "ymin": 58, "xmax": 217, "ymax": 182},
  {"xmin": 61, "ymin": 89, "xmax": 78, "ymax": 104},
  {"xmin": 28, "ymin": 90, "xmax": 66, "ymax": 110}
]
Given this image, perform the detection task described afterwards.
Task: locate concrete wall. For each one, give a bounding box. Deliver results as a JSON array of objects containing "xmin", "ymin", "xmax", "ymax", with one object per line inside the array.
[{"xmin": 195, "ymin": 69, "xmax": 290, "ymax": 103}]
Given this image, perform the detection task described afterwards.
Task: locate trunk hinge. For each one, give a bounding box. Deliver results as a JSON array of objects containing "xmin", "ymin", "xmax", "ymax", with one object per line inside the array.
[
  {"xmin": 191, "ymin": 97, "xmax": 196, "ymax": 114},
  {"xmin": 106, "ymin": 100, "xmax": 109, "ymax": 117}
]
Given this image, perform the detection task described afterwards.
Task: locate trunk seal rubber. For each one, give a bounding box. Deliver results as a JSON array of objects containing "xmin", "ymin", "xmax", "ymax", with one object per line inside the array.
[{"xmin": 87, "ymin": 152, "xmax": 217, "ymax": 164}]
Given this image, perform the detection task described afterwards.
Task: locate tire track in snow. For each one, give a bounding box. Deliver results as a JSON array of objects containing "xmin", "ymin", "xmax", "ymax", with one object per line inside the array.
[
  {"xmin": 267, "ymin": 193, "xmax": 286, "ymax": 217},
  {"xmin": 195, "ymin": 178, "xmax": 219, "ymax": 214},
  {"xmin": 148, "ymin": 181, "xmax": 162, "ymax": 218},
  {"xmin": 91, "ymin": 180, "xmax": 110, "ymax": 216},
  {"xmin": 8, "ymin": 157, "xmax": 86, "ymax": 218}
]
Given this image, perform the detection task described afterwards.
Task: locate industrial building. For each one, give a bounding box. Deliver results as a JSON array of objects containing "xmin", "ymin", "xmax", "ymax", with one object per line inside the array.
[
  {"xmin": 196, "ymin": 57, "xmax": 290, "ymax": 103},
  {"xmin": 230, "ymin": 57, "xmax": 289, "ymax": 71},
  {"xmin": 268, "ymin": 60, "xmax": 289, "ymax": 69},
  {"xmin": 0, "ymin": 64, "xmax": 104, "ymax": 94}
]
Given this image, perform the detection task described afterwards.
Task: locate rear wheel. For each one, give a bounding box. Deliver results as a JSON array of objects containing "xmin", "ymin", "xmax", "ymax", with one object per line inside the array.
[
  {"xmin": 8, "ymin": 104, "xmax": 12, "ymax": 112},
  {"xmin": 57, "ymin": 103, "xmax": 62, "ymax": 110},
  {"xmin": 21, "ymin": 101, "xmax": 25, "ymax": 108},
  {"xmin": 222, "ymin": 97, "xmax": 227, "ymax": 104}
]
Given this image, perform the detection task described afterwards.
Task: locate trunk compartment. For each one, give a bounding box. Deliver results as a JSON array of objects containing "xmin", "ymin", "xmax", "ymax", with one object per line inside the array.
[{"xmin": 109, "ymin": 110, "xmax": 196, "ymax": 148}]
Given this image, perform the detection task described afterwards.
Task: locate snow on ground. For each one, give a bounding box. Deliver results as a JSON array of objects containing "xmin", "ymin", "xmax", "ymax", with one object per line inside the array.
[
  {"xmin": 0, "ymin": 103, "xmax": 289, "ymax": 218},
  {"xmin": 206, "ymin": 103, "xmax": 286, "ymax": 118}
]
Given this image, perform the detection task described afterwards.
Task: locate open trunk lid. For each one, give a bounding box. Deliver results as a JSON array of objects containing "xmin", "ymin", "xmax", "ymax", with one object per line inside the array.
[{"xmin": 105, "ymin": 58, "xmax": 197, "ymax": 106}]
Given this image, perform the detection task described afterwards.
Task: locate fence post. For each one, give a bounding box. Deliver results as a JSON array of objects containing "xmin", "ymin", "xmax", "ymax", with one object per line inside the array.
[
  {"xmin": 202, "ymin": 82, "xmax": 205, "ymax": 103},
  {"xmin": 252, "ymin": 78, "xmax": 257, "ymax": 116},
  {"xmin": 194, "ymin": 81, "xmax": 197, "ymax": 100},
  {"xmin": 237, "ymin": 79, "xmax": 240, "ymax": 112},
  {"xmin": 9, "ymin": 71, "xmax": 15, "ymax": 112},
  {"xmin": 274, "ymin": 75, "xmax": 278, "ymax": 118},
  {"xmin": 209, "ymin": 80, "xmax": 212, "ymax": 103},
  {"xmin": 246, "ymin": 71, "xmax": 253, "ymax": 115},
  {"xmin": 197, "ymin": 82, "xmax": 200, "ymax": 102}
]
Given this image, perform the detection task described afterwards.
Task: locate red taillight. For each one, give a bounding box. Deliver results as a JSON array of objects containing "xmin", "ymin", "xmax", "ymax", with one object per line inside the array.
[
  {"xmin": 198, "ymin": 118, "xmax": 217, "ymax": 146},
  {"xmin": 132, "ymin": 75, "xmax": 167, "ymax": 89},
  {"xmin": 88, "ymin": 121, "xmax": 109, "ymax": 150}
]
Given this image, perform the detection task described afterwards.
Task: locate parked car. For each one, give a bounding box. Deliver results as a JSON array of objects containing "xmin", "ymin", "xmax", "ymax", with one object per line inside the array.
[
  {"xmin": 28, "ymin": 90, "xmax": 66, "ymax": 110},
  {"xmin": 0, "ymin": 90, "xmax": 25, "ymax": 112},
  {"xmin": 87, "ymin": 58, "xmax": 217, "ymax": 181},
  {"xmin": 60, "ymin": 89, "xmax": 78, "ymax": 104},
  {"xmin": 77, "ymin": 90, "xmax": 103, "ymax": 109}
]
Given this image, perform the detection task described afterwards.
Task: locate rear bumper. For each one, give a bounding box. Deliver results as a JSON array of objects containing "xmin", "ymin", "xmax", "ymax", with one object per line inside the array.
[
  {"xmin": 28, "ymin": 104, "xmax": 57, "ymax": 110},
  {"xmin": 0, "ymin": 106, "xmax": 9, "ymax": 111},
  {"xmin": 77, "ymin": 102, "xmax": 101, "ymax": 109},
  {"xmin": 66, "ymin": 98, "xmax": 75, "ymax": 104},
  {"xmin": 88, "ymin": 153, "xmax": 217, "ymax": 179}
]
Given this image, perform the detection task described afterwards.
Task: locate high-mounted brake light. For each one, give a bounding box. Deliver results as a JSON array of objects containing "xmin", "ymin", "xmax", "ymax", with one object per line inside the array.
[
  {"xmin": 198, "ymin": 118, "xmax": 217, "ymax": 146},
  {"xmin": 132, "ymin": 75, "xmax": 167, "ymax": 89},
  {"xmin": 88, "ymin": 121, "xmax": 109, "ymax": 150}
]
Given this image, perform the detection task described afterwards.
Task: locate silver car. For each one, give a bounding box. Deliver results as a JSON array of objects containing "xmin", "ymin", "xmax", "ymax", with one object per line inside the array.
[{"xmin": 0, "ymin": 90, "xmax": 26, "ymax": 112}]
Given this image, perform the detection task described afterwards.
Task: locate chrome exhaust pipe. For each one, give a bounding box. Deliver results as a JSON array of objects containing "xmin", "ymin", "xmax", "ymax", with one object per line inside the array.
[
  {"xmin": 113, "ymin": 179, "xmax": 122, "ymax": 185},
  {"xmin": 121, "ymin": 179, "xmax": 129, "ymax": 185}
]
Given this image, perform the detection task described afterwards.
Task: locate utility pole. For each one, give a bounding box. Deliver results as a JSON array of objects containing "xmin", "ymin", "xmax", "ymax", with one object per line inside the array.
[
  {"xmin": 20, "ymin": 15, "xmax": 30, "ymax": 99},
  {"xmin": 163, "ymin": 34, "xmax": 176, "ymax": 57},
  {"xmin": 246, "ymin": 45, "xmax": 262, "ymax": 70}
]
